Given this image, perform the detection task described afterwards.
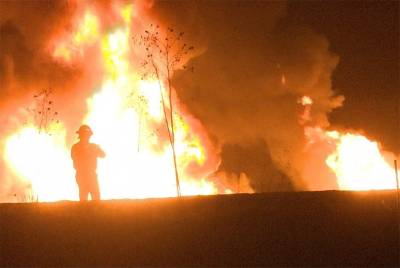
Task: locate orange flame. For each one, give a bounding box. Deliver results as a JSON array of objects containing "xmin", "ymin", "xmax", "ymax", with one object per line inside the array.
[
  {"xmin": 300, "ymin": 95, "xmax": 397, "ymax": 191},
  {"xmin": 325, "ymin": 131, "xmax": 397, "ymax": 190},
  {"xmin": 3, "ymin": 2, "xmax": 238, "ymax": 202}
]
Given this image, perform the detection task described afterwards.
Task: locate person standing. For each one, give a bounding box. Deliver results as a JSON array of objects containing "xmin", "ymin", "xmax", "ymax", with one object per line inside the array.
[{"xmin": 71, "ymin": 125, "xmax": 105, "ymax": 201}]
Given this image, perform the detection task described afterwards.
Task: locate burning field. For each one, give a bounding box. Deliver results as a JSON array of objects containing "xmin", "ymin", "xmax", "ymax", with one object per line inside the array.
[
  {"xmin": 0, "ymin": 1, "xmax": 399, "ymax": 202},
  {"xmin": 0, "ymin": 2, "xmax": 399, "ymax": 266}
]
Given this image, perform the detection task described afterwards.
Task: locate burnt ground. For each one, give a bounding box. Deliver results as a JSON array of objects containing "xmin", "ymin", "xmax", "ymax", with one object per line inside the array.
[{"xmin": 0, "ymin": 190, "xmax": 399, "ymax": 266}]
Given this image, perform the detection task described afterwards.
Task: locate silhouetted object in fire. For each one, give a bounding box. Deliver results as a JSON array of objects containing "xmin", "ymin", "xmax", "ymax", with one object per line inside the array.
[{"xmin": 71, "ymin": 125, "xmax": 105, "ymax": 201}]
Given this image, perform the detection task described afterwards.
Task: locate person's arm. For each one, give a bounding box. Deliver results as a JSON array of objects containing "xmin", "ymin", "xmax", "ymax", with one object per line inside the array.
[{"xmin": 95, "ymin": 144, "xmax": 106, "ymax": 158}]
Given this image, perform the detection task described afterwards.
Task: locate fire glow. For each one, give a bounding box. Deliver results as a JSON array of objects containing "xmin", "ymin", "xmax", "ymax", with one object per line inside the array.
[
  {"xmin": 325, "ymin": 131, "xmax": 397, "ymax": 190},
  {"xmin": 1, "ymin": 3, "xmax": 398, "ymax": 202},
  {"xmin": 3, "ymin": 3, "xmax": 225, "ymax": 201},
  {"xmin": 301, "ymin": 96, "xmax": 398, "ymax": 191}
]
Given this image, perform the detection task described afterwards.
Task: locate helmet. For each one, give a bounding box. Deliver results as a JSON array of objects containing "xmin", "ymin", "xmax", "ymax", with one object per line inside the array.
[{"xmin": 76, "ymin": 125, "xmax": 93, "ymax": 135}]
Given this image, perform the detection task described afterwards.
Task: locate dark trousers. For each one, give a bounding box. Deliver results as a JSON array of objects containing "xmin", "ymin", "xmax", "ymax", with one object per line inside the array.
[{"xmin": 76, "ymin": 172, "xmax": 100, "ymax": 201}]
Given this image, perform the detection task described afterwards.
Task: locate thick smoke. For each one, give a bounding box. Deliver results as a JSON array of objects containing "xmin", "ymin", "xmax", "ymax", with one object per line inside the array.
[
  {"xmin": 0, "ymin": 1, "xmax": 74, "ymax": 99},
  {"xmin": 148, "ymin": 1, "xmax": 343, "ymax": 190}
]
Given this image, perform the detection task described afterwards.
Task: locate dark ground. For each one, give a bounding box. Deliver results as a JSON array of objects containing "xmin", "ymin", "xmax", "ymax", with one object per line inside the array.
[{"xmin": 0, "ymin": 190, "xmax": 399, "ymax": 266}]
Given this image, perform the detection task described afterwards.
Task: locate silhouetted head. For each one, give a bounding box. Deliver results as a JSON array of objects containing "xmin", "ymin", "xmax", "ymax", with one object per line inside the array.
[{"xmin": 76, "ymin": 125, "xmax": 93, "ymax": 142}]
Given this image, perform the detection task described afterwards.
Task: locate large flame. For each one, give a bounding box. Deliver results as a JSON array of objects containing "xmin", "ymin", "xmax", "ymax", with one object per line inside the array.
[
  {"xmin": 301, "ymin": 96, "xmax": 398, "ymax": 191},
  {"xmin": 325, "ymin": 131, "xmax": 397, "ymax": 190},
  {"xmin": 3, "ymin": 3, "xmax": 228, "ymax": 202}
]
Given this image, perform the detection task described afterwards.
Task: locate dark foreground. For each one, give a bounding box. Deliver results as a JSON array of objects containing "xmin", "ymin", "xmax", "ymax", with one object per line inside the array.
[{"xmin": 1, "ymin": 191, "xmax": 399, "ymax": 266}]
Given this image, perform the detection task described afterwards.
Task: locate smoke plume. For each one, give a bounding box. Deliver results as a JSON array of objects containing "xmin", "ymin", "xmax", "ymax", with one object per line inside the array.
[{"xmin": 147, "ymin": 1, "xmax": 344, "ymax": 190}]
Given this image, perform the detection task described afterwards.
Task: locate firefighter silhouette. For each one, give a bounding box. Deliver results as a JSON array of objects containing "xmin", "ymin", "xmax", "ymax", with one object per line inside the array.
[{"xmin": 71, "ymin": 125, "xmax": 105, "ymax": 201}]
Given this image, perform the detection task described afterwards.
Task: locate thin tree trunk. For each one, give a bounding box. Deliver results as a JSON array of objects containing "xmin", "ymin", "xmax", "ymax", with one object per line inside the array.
[
  {"xmin": 166, "ymin": 54, "xmax": 181, "ymax": 197},
  {"xmin": 151, "ymin": 57, "xmax": 181, "ymax": 197}
]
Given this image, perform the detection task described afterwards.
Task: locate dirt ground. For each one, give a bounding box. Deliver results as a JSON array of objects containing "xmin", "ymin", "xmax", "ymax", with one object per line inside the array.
[{"xmin": 0, "ymin": 190, "xmax": 398, "ymax": 266}]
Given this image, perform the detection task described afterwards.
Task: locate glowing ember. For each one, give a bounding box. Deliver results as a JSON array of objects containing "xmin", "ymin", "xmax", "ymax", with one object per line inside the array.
[
  {"xmin": 281, "ymin": 74, "xmax": 286, "ymax": 85},
  {"xmin": 298, "ymin": 95, "xmax": 313, "ymax": 124},
  {"xmin": 299, "ymin": 96, "xmax": 313, "ymax": 106}
]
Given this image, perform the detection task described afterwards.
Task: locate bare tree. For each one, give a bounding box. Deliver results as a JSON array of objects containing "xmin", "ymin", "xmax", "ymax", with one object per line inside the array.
[
  {"xmin": 29, "ymin": 88, "xmax": 59, "ymax": 134},
  {"xmin": 136, "ymin": 25, "xmax": 194, "ymax": 197},
  {"xmin": 127, "ymin": 91, "xmax": 149, "ymax": 152}
]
